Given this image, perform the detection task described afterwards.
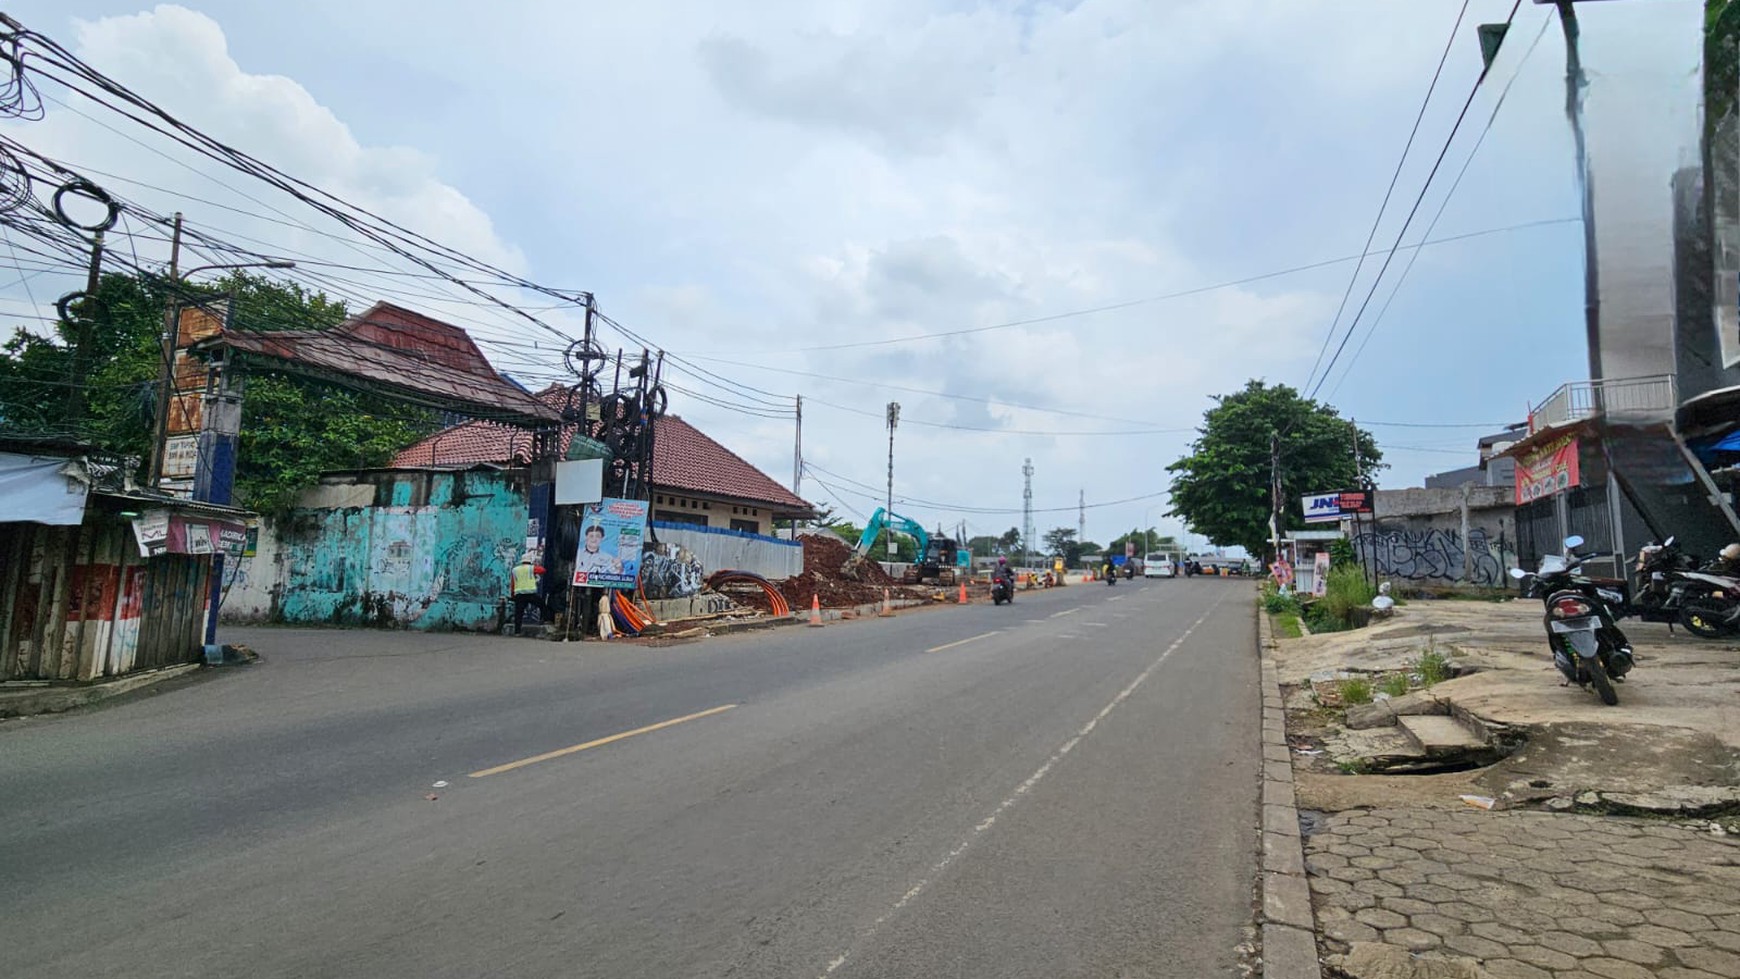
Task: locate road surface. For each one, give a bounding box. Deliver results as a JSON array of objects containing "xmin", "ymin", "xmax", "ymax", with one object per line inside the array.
[{"xmin": 0, "ymin": 577, "xmax": 1259, "ymax": 978}]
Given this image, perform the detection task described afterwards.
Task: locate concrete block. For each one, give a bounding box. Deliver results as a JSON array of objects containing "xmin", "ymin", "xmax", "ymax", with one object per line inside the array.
[
  {"xmin": 1262, "ymin": 923, "xmax": 1322, "ymax": 979},
  {"xmin": 1264, "ymin": 777, "xmax": 1297, "ymax": 810},
  {"xmin": 1264, "ymin": 870, "xmax": 1317, "ymax": 930},
  {"xmin": 1263, "ymin": 831, "xmax": 1306, "ymax": 876},
  {"xmin": 1264, "ymin": 803, "xmax": 1301, "ymax": 838},
  {"xmin": 1264, "ymin": 743, "xmax": 1292, "ymax": 765},
  {"xmin": 1265, "ymin": 759, "xmax": 1295, "ymax": 785}
]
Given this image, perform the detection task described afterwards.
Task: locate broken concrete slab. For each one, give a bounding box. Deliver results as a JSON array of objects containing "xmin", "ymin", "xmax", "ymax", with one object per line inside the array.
[
  {"xmin": 1397, "ymin": 715, "xmax": 1486, "ymax": 755},
  {"xmin": 1345, "ymin": 701, "xmax": 1398, "ymax": 730},
  {"xmin": 1330, "ymin": 942, "xmax": 1489, "ymax": 979}
]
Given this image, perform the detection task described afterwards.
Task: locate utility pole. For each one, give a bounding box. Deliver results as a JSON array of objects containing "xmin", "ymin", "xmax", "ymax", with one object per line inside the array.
[
  {"xmin": 65, "ymin": 227, "xmax": 108, "ymax": 425},
  {"xmin": 884, "ymin": 402, "xmax": 899, "ymax": 566},
  {"xmin": 1270, "ymin": 431, "xmax": 1283, "ymax": 564},
  {"xmin": 1078, "ymin": 489, "xmax": 1085, "ymax": 544},
  {"xmin": 146, "ymin": 212, "xmax": 184, "ymax": 488},
  {"xmin": 793, "ymin": 394, "xmax": 803, "ymax": 498},
  {"xmin": 1022, "ymin": 458, "xmax": 1034, "ymax": 570}
]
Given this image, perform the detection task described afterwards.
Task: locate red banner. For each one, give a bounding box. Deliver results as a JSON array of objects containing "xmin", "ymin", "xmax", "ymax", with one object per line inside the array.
[{"xmin": 1515, "ymin": 434, "xmax": 1580, "ymax": 505}]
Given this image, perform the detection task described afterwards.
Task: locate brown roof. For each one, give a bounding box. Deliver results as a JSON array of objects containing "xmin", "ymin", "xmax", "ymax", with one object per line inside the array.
[
  {"xmin": 391, "ymin": 408, "xmax": 812, "ymax": 515},
  {"xmin": 198, "ymin": 301, "xmax": 559, "ymax": 426}
]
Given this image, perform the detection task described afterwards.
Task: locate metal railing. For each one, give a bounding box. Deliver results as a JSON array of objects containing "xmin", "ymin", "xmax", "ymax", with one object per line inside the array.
[{"xmin": 1528, "ymin": 374, "xmax": 1678, "ymax": 434}]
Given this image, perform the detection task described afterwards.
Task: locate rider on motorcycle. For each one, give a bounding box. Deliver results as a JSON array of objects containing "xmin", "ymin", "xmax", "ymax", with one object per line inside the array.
[{"xmin": 994, "ymin": 557, "xmax": 1015, "ymax": 601}]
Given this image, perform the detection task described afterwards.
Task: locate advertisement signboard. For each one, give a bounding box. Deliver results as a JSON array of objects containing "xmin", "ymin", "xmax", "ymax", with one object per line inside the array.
[
  {"xmin": 572, "ymin": 497, "xmax": 649, "ymax": 589},
  {"xmin": 1301, "ymin": 489, "xmax": 1375, "ymax": 524},
  {"xmin": 1515, "ymin": 434, "xmax": 1580, "ymax": 505},
  {"xmin": 130, "ymin": 509, "xmax": 249, "ymax": 558}
]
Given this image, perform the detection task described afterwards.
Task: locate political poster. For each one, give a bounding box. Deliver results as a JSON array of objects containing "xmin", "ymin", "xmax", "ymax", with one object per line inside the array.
[{"xmin": 572, "ymin": 497, "xmax": 649, "ymax": 589}]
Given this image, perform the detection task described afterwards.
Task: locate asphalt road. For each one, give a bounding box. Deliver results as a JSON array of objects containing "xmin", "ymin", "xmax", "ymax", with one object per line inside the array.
[{"xmin": 0, "ymin": 576, "xmax": 1260, "ymax": 978}]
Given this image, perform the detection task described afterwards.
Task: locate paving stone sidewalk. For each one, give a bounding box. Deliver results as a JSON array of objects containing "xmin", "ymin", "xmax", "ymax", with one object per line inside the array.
[{"xmin": 1304, "ymin": 806, "xmax": 1740, "ymax": 979}]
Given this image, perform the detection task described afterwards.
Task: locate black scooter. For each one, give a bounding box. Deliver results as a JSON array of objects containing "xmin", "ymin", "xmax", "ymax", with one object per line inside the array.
[
  {"xmin": 1509, "ymin": 535, "xmax": 1635, "ymax": 706},
  {"xmin": 991, "ymin": 575, "xmax": 1014, "ymax": 605}
]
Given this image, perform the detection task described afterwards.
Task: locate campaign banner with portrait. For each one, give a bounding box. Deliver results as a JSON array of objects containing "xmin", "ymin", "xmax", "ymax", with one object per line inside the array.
[{"xmin": 572, "ymin": 497, "xmax": 649, "ymax": 589}]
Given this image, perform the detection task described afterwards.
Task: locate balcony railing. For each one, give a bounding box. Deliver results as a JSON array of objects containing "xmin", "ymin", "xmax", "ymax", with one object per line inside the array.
[{"xmin": 1527, "ymin": 374, "xmax": 1678, "ymax": 434}]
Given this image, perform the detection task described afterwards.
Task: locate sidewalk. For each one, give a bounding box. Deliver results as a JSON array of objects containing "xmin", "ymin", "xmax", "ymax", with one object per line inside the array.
[{"xmin": 1265, "ymin": 597, "xmax": 1740, "ymax": 978}]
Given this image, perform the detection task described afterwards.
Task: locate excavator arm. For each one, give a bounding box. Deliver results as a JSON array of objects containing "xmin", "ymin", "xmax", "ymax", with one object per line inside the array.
[{"xmin": 855, "ymin": 507, "xmax": 930, "ymax": 557}]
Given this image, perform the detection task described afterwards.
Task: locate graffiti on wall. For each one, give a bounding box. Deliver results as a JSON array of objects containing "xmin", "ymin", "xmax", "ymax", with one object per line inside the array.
[
  {"xmin": 641, "ymin": 543, "xmax": 705, "ymax": 600},
  {"xmin": 1353, "ymin": 527, "xmax": 1504, "ymax": 587}
]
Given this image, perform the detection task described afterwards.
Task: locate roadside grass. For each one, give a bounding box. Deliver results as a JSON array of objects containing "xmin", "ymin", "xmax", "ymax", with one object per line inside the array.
[
  {"xmin": 1275, "ymin": 611, "xmax": 1303, "ymax": 639},
  {"xmin": 1337, "ymin": 676, "xmax": 1374, "ymax": 705}
]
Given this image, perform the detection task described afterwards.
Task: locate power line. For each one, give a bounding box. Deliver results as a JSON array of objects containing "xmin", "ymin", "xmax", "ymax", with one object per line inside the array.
[
  {"xmin": 1306, "ymin": 0, "xmax": 1525, "ymax": 402},
  {"xmin": 1302, "ymin": 0, "xmax": 1471, "ymax": 395},
  {"xmin": 1325, "ymin": 10, "xmax": 1553, "ymax": 399}
]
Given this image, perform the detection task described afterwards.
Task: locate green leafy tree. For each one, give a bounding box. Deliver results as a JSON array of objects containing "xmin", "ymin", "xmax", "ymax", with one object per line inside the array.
[
  {"xmin": 0, "ymin": 272, "xmax": 169, "ymax": 457},
  {"xmin": 966, "ymin": 535, "xmax": 1002, "ymax": 558},
  {"xmin": 1042, "ymin": 526, "xmax": 1089, "ymax": 566},
  {"xmin": 999, "ymin": 527, "xmax": 1022, "ymax": 553},
  {"xmin": 1167, "ymin": 380, "xmax": 1380, "ymax": 560},
  {"xmin": 0, "ymin": 269, "xmax": 436, "ymax": 512}
]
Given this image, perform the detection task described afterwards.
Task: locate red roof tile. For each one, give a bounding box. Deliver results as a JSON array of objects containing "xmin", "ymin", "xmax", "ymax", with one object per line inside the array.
[{"xmin": 391, "ymin": 408, "xmax": 812, "ymax": 514}]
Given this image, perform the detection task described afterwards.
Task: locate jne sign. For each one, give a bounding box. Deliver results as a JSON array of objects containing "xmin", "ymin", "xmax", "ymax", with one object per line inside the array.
[{"xmin": 1301, "ymin": 489, "xmax": 1373, "ymax": 524}]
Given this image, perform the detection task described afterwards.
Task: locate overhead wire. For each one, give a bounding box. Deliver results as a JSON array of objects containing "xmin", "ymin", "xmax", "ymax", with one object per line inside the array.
[
  {"xmin": 1301, "ymin": 0, "xmax": 1471, "ymax": 396},
  {"xmin": 1325, "ymin": 10, "xmax": 1554, "ymax": 399},
  {"xmin": 1306, "ymin": 0, "xmax": 1525, "ymax": 402}
]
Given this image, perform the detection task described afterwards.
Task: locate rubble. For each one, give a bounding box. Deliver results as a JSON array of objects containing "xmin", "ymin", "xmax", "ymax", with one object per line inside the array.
[{"xmin": 776, "ymin": 533, "xmax": 930, "ymax": 609}]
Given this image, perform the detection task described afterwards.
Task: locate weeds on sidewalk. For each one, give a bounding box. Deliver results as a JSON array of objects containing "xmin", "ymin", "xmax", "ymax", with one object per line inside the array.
[
  {"xmin": 1338, "ymin": 676, "xmax": 1373, "ymax": 705},
  {"xmin": 1377, "ymin": 673, "xmax": 1411, "ymax": 698},
  {"xmin": 1413, "ymin": 643, "xmax": 1455, "ymax": 687}
]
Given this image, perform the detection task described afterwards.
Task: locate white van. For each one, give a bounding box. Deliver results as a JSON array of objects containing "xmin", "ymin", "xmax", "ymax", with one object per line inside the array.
[{"xmin": 1144, "ymin": 553, "xmax": 1176, "ymax": 578}]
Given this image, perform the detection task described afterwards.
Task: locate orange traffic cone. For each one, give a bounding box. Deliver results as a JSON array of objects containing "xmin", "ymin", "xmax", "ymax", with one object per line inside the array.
[
  {"xmin": 809, "ymin": 594, "xmax": 824, "ymax": 627},
  {"xmin": 878, "ymin": 588, "xmax": 893, "ymax": 617},
  {"xmin": 958, "ymin": 581, "xmax": 968, "ymax": 605}
]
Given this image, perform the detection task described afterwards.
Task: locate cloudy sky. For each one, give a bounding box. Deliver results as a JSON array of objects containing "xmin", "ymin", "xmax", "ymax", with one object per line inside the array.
[{"xmin": 0, "ymin": 1, "xmax": 1698, "ymax": 550}]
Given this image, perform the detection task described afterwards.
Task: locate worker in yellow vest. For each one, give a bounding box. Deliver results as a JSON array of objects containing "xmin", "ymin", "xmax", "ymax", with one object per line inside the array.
[{"xmin": 510, "ymin": 552, "xmax": 546, "ymax": 635}]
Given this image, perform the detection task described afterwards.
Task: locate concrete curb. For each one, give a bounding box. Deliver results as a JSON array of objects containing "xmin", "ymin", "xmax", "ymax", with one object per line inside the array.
[
  {"xmin": 1256, "ymin": 609, "xmax": 1323, "ymax": 979},
  {"xmin": 0, "ymin": 663, "xmax": 202, "ymax": 718},
  {"xmin": 790, "ymin": 598, "xmax": 931, "ymax": 623}
]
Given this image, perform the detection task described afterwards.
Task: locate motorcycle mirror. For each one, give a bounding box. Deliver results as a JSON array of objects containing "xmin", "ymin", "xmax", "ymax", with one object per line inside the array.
[
  {"xmin": 1665, "ymin": 535, "xmax": 1676, "ymax": 547},
  {"xmin": 1509, "ymin": 568, "xmax": 1528, "ymax": 580},
  {"xmin": 1564, "ymin": 535, "xmax": 1585, "ymax": 550}
]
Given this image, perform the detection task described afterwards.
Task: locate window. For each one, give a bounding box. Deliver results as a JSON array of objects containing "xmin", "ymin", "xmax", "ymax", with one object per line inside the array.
[
  {"xmin": 730, "ymin": 518, "xmax": 759, "ymax": 534},
  {"xmin": 656, "ymin": 510, "xmax": 707, "ymax": 527}
]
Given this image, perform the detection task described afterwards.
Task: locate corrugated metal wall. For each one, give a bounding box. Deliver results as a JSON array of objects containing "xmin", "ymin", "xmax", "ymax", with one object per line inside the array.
[
  {"xmin": 650, "ymin": 522, "xmax": 803, "ymax": 581},
  {"xmin": 1, "ymin": 520, "xmax": 209, "ymax": 682}
]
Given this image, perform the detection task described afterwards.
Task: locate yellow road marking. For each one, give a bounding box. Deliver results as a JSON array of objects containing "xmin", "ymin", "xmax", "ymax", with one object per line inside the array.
[
  {"xmin": 926, "ymin": 631, "xmax": 1000, "ymax": 654},
  {"xmin": 468, "ymin": 703, "xmax": 738, "ymax": 778}
]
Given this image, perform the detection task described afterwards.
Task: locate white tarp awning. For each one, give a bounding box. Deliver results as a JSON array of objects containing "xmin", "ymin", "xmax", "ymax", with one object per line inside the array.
[{"xmin": 0, "ymin": 452, "xmax": 90, "ymax": 526}]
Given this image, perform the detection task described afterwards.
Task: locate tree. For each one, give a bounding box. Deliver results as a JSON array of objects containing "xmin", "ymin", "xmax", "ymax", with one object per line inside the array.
[
  {"xmin": 1042, "ymin": 526, "xmax": 1089, "ymax": 566},
  {"xmin": 966, "ymin": 535, "xmax": 1002, "ymax": 558},
  {"xmin": 0, "ymin": 269, "xmax": 437, "ymax": 512},
  {"xmin": 1167, "ymin": 379, "xmax": 1380, "ymax": 560},
  {"xmin": 999, "ymin": 527, "xmax": 1022, "ymax": 553},
  {"xmin": 1107, "ymin": 527, "xmax": 1181, "ymax": 557}
]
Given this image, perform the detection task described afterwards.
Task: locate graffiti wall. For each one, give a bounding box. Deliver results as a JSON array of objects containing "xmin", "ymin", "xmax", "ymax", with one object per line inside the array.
[
  {"xmin": 1352, "ymin": 526, "xmax": 1506, "ymax": 588},
  {"xmin": 223, "ymin": 469, "xmax": 529, "ymax": 631},
  {"xmin": 641, "ymin": 543, "xmax": 705, "ymax": 600}
]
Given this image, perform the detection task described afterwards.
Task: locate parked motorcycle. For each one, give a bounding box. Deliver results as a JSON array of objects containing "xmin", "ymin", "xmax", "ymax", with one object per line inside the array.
[
  {"xmin": 1509, "ymin": 535, "xmax": 1635, "ymax": 707},
  {"xmin": 1630, "ymin": 536, "xmax": 1740, "ymax": 635}
]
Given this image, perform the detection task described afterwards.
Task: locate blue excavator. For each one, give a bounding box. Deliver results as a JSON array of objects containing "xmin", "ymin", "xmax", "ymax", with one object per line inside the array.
[{"xmin": 854, "ymin": 507, "xmax": 964, "ymax": 585}]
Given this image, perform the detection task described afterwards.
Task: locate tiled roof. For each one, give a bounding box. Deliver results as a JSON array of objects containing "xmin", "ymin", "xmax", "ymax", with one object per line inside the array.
[
  {"xmin": 201, "ymin": 302, "xmax": 559, "ymax": 426},
  {"xmin": 391, "ymin": 406, "xmax": 812, "ymax": 514}
]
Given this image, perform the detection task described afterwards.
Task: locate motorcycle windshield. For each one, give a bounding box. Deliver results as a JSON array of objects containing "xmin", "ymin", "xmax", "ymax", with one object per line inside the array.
[{"xmin": 1538, "ymin": 555, "xmax": 1568, "ymax": 574}]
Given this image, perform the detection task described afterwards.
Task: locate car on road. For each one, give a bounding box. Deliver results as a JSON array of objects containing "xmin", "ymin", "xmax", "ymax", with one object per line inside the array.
[{"xmin": 1144, "ymin": 553, "xmax": 1176, "ymax": 578}]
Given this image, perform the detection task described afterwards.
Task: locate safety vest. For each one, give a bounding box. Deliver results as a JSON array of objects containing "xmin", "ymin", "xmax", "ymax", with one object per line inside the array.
[{"xmin": 511, "ymin": 562, "xmax": 538, "ymax": 595}]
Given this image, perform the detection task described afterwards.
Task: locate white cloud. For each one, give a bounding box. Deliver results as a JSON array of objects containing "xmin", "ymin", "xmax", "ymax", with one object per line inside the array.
[{"xmin": 1, "ymin": 0, "xmax": 1615, "ymax": 543}]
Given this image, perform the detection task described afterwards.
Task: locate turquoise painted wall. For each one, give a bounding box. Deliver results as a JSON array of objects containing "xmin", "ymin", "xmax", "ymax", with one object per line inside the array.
[{"xmin": 270, "ymin": 470, "xmax": 528, "ymax": 630}]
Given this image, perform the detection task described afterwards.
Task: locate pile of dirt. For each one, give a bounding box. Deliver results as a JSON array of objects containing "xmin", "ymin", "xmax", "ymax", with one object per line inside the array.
[{"xmin": 781, "ymin": 533, "xmax": 922, "ymax": 608}]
